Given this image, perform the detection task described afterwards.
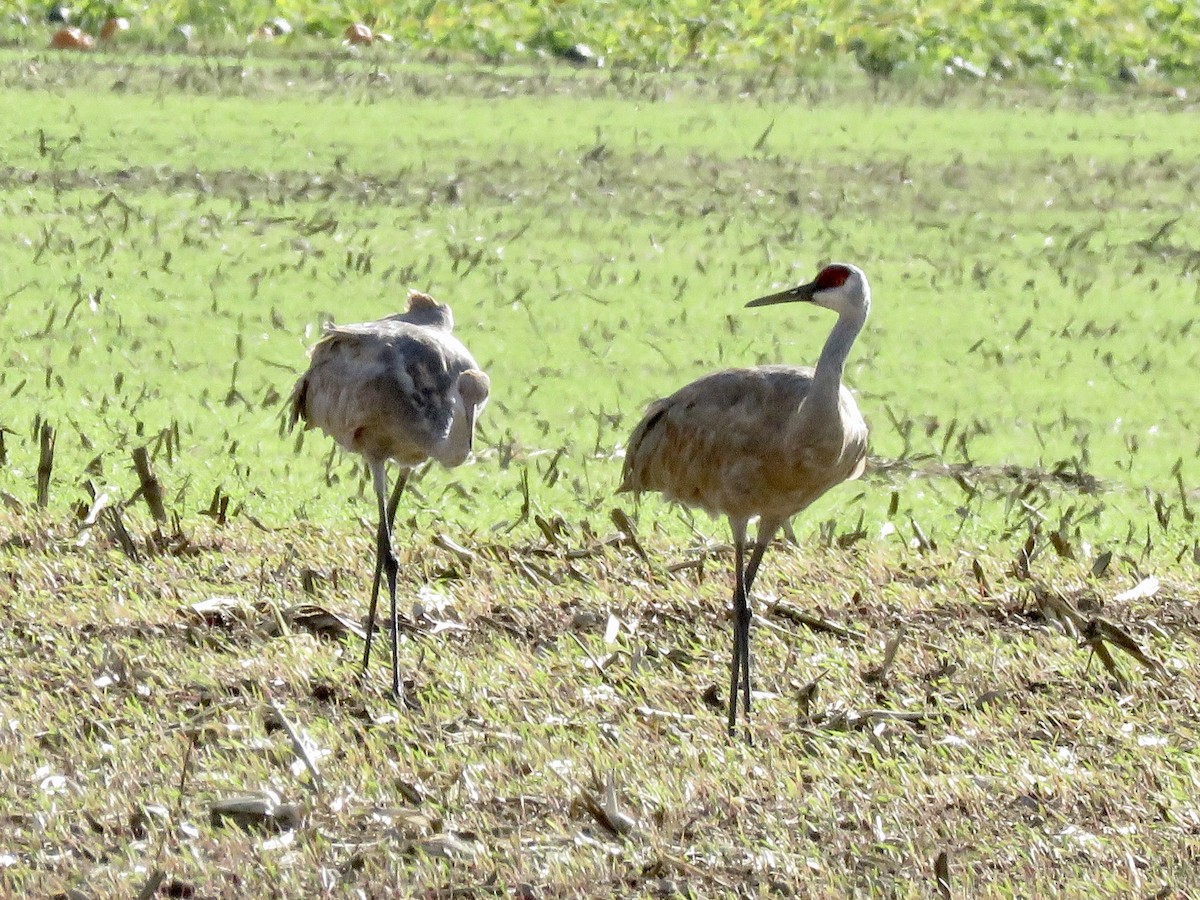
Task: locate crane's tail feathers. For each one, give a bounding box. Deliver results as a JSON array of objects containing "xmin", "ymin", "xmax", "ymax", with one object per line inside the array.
[
  {"xmin": 288, "ymin": 376, "xmax": 309, "ymax": 431},
  {"xmin": 407, "ymin": 289, "xmax": 438, "ymax": 310},
  {"xmin": 618, "ymin": 402, "xmax": 668, "ymax": 496}
]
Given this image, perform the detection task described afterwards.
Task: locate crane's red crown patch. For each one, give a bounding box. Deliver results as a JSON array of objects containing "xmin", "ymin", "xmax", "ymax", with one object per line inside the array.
[{"xmin": 814, "ymin": 265, "xmax": 852, "ymax": 290}]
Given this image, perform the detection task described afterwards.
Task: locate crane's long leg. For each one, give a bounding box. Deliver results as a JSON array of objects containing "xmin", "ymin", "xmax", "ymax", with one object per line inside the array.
[
  {"xmin": 744, "ymin": 517, "xmax": 784, "ymax": 596},
  {"xmin": 361, "ymin": 461, "xmax": 405, "ymax": 702},
  {"xmin": 725, "ymin": 517, "xmax": 785, "ymax": 737},
  {"xmin": 361, "ymin": 469, "xmax": 409, "ymax": 676},
  {"xmin": 736, "ymin": 517, "xmax": 784, "ymax": 723},
  {"xmin": 727, "ymin": 517, "xmax": 750, "ymax": 736}
]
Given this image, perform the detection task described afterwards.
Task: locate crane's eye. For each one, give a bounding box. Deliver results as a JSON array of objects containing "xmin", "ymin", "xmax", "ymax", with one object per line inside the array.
[{"xmin": 815, "ymin": 265, "xmax": 851, "ymax": 290}]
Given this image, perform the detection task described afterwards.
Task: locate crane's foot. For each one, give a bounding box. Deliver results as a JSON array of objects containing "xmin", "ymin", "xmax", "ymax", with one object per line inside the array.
[
  {"xmin": 354, "ymin": 668, "xmax": 419, "ymax": 709},
  {"xmin": 724, "ymin": 700, "xmax": 755, "ymax": 745},
  {"xmin": 726, "ymin": 727, "xmax": 754, "ymax": 747}
]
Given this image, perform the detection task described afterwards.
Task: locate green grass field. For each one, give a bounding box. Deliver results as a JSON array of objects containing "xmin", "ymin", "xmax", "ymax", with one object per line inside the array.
[{"xmin": 0, "ymin": 31, "xmax": 1198, "ymax": 900}]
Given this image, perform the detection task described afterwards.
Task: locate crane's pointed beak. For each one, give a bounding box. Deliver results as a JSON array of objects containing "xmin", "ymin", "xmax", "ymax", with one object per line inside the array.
[
  {"xmin": 745, "ymin": 280, "xmax": 818, "ymax": 308},
  {"xmin": 463, "ymin": 405, "xmax": 478, "ymax": 454}
]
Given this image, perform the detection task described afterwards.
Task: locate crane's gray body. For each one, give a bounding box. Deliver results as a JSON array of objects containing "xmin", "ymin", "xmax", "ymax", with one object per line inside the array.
[
  {"xmin": 618, "ymin": 262, "xmax": 873, "ymax": 735},
  {"xmin": 291, "ymin": 293, "xmax": 488, "ymax": 470},
  {"xmin": 289, "ymin": 290, "xmax": 489, "ymax": 700},
  {"xmin": 620, "ymin": 363, "xmax": 867, "ymax": 523}
]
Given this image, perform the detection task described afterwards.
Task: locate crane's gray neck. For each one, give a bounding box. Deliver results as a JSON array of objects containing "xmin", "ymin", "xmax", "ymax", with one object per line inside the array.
[{"xmin": 809, "ymin": 308, "xmax": 866, "ymax": 405}]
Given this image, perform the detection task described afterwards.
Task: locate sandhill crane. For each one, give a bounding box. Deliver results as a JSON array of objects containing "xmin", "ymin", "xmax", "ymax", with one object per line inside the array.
[
  {"xmin": 290, "ymin": 290, "xmax": 490, "ymax": 700},
  {"xmin": 620, "ymin": 263, "xmax": 871, "ymax": 736}
]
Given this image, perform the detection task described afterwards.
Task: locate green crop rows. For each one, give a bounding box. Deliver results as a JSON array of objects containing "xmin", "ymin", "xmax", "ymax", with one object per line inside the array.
[{"xmin": 3, "ymin": 1, "xmax": 1200, "ymax": 85}]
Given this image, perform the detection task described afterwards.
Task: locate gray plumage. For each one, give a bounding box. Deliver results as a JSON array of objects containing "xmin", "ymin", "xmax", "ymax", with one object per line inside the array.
[
  {"xmin": 291, "ymin": 291, "xmax": 488, "ymax": 468},
  {"xmin": 620, "ymin": 263, "xmax": 871, "ymax": 736},
  {"xmin": 620, "ymin": 364, "xmax": 866, "ymax": 521},
  {"xmin": 291, "ymin": 290, "xmax": 489, "ymax": 699}
]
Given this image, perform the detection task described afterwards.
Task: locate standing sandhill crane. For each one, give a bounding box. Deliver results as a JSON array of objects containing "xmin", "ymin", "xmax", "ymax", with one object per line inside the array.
[
  {"xmin": 620, "ymin": 263, "xmax": 871, "ymax": 736},
  {"xmin": 290, "ymin": 290, "xmax": 490, "ymax": 700}
]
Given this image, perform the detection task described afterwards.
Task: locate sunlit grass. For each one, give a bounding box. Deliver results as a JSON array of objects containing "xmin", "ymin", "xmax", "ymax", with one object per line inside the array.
[
  {"xmin": 0, "ymin": 49, "xmax": 1197, "ymax": 898},
  {"xmin": 1, "ymin": 54, "xmax": 1197, "ymax": 551}
]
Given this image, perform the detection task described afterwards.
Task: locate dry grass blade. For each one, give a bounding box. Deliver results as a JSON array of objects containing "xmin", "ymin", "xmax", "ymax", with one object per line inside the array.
[
  {"xmin": 74, "ymin": 490, "xmax": 111, "ymax": 547},
  {"xmin": 752, "ymin": 117, "xmax": 775, "ymax": 152},
  {"xmin": 1033, "ymin": 586, "xmax": 1085, "ymax": 637},
  {"xmin": 77, "ymin": 490, "xmax": 110, "ymax": 529},
  {"xmin": 601, "ymin": 771, "xmax": 636, "ymax": 836},
  {"xmin": 534, "ymin": 513, "xmax": 562, "ymax": 546},
  {"xmin": 666, "ymin": 556, "xmax": 703, "ymax": 574},
  {"xmin": 103, "ymin": 505, "xmax": 141, "ymax": 562},
  {"xmin": 134, "ymin": 870, "xmax": 166, "ymax": 900},
  {"xmin": 508, "ymin": 555, "xmax": 548, "ymax": 585},
  {"xmin": 643, "ymin": 853, "xmax": 734, "ymax": 890},
  {"xmin": 433, "ymin": 532, "xmax": 477, "ymax": 564},
  {"xmin": 501, "ymin": 468, "xmax": 531, "ymax": 533},
  {"xmin": 752, "ymin": 610, "xmax": 807, "ymax": 644},
  {"xmin": 564, "ymin": 535, "xmax": 623, "ymax": 560},
  {"xmin": 865, "ymin": 625, "xmax": 905, "ymax": 683},
  {"xmin": 376, "ymin": 807, "xmax": 435, "ymax": 838},
  {"xmin": 634, "ymin": 705, "xmax": 696, "ymax": 724},
  {"xmin": 1082, "ymin": 618, "xmax": 1168, "ymax": 680},
  {"xmin": 200, "ymin": 486, "xmax": 230, "ymax": 525},
  {"xmin": 969, "ymin": 689, "xmax": 1009, "ymax": 710},
  {"xmin": 35, "ymin": 421, "xmax": 55, "ymax": 508},
  {"xmin": 971, "ymin": 557, "xmax": 989, "ymax": 595},
  {"xmin": 276, "ymin": 603, "xmax": 367, "ymax": 640},
  {"xmin": 1048, "ymin": 529, "xmax": 1074, "ymax": 560},
  {"xmin": 1013, "ymin": 531, "xmax": 1037, "ymax": 581},
  {"xmin": 821, "ymin": 706, "xmax": 928, "ymax": 731},
  {"xmin": 1087, "ymin": 639, "xmax": 1128, "ymax": 690},
  {"xmin": 404, "ymin": 833, "xmax": 481, "ymax": 861},
  {"xmin": 210, "ymin": 792, "xmax": 302, "ymax": 832},
  {"xmin": 934, "ymin": 849, "xmax": 951, "ymax": 899},
  {"xmin": 767, "ymin": 600, "xmax": 865, "ymax": 642},
  {"xmin": 135, "ymin": 738, "xmax": 194, "ymax": 900},
  {"xmin": 795, "ymin": 671, "xmax": 825, "ymax": 718},
  {"xmin": 131, "ymin": 446, "xmax": 167, "ymax": 522},
  {"xmin": 576, "ymin": 771, "xmax": 636, "ymax": 839},
  {"xmin": 187, "ymin": 595, "xmax": 256, "ymax": 627},
  {"xmin": 856, "ymin": 708, "xmax": 928, "ymax": 725},
  {"xmin": 265, "ymin": 700, "xmax": 325, "ymax": 793},
  {"xmin": 568, "ymin": 632, "xmax": 614, "ymax": 685},
  {"xmin": 910, "ymin": 515, "xmax": 936, "ymax": 552},
  {"xmin": 1091, "ymin": 549, "xmax": 1113, "ymax": 576},
  {"xmin": 610, "ymin": 507, "xmax": 651, "ymax": 568}
]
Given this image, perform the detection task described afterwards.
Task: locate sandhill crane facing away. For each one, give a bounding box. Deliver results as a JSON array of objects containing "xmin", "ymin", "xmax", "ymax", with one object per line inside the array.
[
  {"xmin": 620, "ymin": 263, "xmax": 871, "ymax": 736},
  {"xmin": 291, "ymin": 290, "xmax": 490, "ymax": 700}
]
